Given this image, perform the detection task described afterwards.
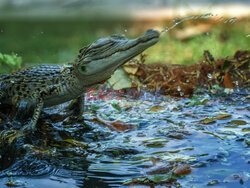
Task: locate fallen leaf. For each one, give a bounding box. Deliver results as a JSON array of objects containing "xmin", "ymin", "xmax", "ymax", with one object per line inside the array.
[
  {"xmin": 242, "ymin": 128, "xmax": 250, "ymax": 132},
  {"xmin": 207, "ymin": 180, "xmax": 219, "ymax": 186},
  {"xmin": 111, "ymin": 103, "xmax": 122, "ymax": 111},
  {"xmin": 149, "ymin": 105, "xmax": 165, "ymax": 112},
  {"xmin": 123, "ymin": 63, "xmax": 139, "ymax": 75},
  {"xmin": 109, "ymin": 121, "xmax": 136, "ymax": 131},
  {"xmin": 199, "ymin": 118, "xmax": 215, "ymax": 124},
  {"xmin": 63, "ymin": 139, "xmax": 89, "ymax": 148},
  {"xmin": 230, "ymin": 120, "xmax": 247, "ymax": 125},
  {"xmin": 214, "ymin": 114, "xmax": 232, "ymax": 120},
  {"xmin": 108, "ymin": 68, "xmax": 132, "ymax": 90}
]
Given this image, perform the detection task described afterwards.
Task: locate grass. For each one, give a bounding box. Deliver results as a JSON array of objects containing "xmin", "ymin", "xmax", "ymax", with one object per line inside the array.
[
  {"xmin": 145, "ymin": 19, "xmax": 250, "ymax": 65},
  {"xmin": 0, "ymin": 18, "xmax": 249, "ymax": 70}
]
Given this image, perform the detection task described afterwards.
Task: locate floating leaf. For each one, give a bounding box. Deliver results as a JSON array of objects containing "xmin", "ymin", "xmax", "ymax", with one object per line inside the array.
[
  {"xmin": 242, "ymin": 128, "xmax": 250, "ymax": 132},
  {"xmin": 91, "ymin": 104, "xmax": 100, "ymax": 111},
  {"xmin": 111, "ymin": 103, "xmax": 122, "ymax": 111},
  {"xmin": 230, "ymin": 120, "xmax": 247, "ymax": 125},
  {"xmin": 109, "ymin": 121, "xmax": 136, "ymax": 131},
  {"xmin": 63, "ymin": 139, "xmax": 89, "ymax": 148},
  {"xmin": 188, "ymin": 96, "xmax": 209, "ymax": 107},
  {"xmin": 6, "ymin": 181, "xmax": 21, "ymax": 187},
  {"xmin": 245, "ymin": 139, "xmax": 250, "ymax": 147},
  {"xmin": 199, "ymin": 118, "xmax": 215, "ymax": 124},
  {"xmin": 214, "ymin": 114, "xmax": 232, "ymax": 120},
  {"xmin": 145, "ymin": 141, "xmax": 166, "ymax": 148},
  {"xmin": 207, "ymin": 180, "xmax": 219, "ymax": 186},
  {"xmin": 149, "ymin": 105, "xmax": 165, "ymax": 112}
]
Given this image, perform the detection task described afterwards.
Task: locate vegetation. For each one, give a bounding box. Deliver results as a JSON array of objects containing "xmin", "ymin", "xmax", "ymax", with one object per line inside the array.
[
  {"xmin": 0, "ymin": 52, "xmax": 22, "ymax": 73},
  {"xmin": 0, "ymin": 18, "xmax": 249, "ymax": 73}
]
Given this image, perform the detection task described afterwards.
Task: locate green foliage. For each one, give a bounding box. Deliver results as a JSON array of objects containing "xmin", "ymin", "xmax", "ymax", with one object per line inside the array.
[
  {"xmin": 0, "ymin": 19, "xmax": 248, "ymax": 67},
  {"xmin": 144, "ymin": 21, "xmax": 249, "ymax": 65},
  {"xmin": 0, "ymin": 53, "xmax": 22, "ymax": 73}
]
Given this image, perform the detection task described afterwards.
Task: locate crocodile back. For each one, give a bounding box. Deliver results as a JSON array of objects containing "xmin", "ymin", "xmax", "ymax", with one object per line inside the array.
[{"xmin": 0, "ymin": 64, "xmax": 80, "ymax": 106}]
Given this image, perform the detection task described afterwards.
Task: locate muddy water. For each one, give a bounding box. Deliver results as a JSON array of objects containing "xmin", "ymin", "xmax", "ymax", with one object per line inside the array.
[{"xmin": 0, "ymin": 90, "xmax": 249, "ymax": 187}]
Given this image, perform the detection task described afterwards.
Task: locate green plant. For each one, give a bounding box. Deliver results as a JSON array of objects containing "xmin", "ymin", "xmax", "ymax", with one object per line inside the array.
[{"xmin": 0, "ymin": 53, "xmax": 22, "ymax": 73}]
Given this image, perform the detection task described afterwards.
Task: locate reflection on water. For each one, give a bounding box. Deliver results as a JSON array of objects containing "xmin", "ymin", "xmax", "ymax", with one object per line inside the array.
[{"xmin": 0, "ymin": 90, "xmax": 249, "ymax": 187}]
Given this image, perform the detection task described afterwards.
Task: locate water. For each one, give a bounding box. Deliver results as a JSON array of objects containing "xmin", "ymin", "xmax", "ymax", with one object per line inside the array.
[
  {"xmin": 0, "ymin": 91, "xmax": 249, "ymax": 187},
  {"xmin": 161, "ymin": 13, "xmax": 213, "ymax": 34},
  {"xmin": 0, "ymin": 13, "xmax": 249, "ymax": 188}
]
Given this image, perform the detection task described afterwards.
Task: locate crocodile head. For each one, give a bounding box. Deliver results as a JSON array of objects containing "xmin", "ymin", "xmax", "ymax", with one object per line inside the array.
[{"xmin": 75, "ymin": 29, "xmax": 160, "ymax": 85}]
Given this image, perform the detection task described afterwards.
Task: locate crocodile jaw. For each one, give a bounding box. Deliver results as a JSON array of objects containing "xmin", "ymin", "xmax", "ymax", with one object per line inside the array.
[{"xmin": 75, "ymin": 29, "xmax": 159, "ymax": 85}]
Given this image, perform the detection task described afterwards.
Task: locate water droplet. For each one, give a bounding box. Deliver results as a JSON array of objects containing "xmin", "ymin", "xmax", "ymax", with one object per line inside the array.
[
  {"xmin": 124, "ymin": 29, "xmax": 127, "ymax": 32},
  {"xmin": 186, "ymin": 79, "xmax": 190, "ymax": 83},
  {"xmin": 228, "ymin": 17, "xmax": 237, "ymax": 23},
  {"xmin": 177, "ymin": 86, "xmax": 181, "ymax": 91},
  {"xmin": 207, "ymin": 73, "xmax": 213, "ymax": 79},
  {"xmin": 180, "ymin": 92, "xmax": 184, "ymax": 96},
  {"xmin": 200, "ymin": 13, "xmax": 213, "ymax": 19}
]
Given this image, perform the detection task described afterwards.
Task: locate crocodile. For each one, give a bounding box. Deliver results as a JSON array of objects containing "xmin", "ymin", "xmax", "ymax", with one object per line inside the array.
[{"xmin": 0, "ymin": 29, "xmax": 159, "ymax": 132}]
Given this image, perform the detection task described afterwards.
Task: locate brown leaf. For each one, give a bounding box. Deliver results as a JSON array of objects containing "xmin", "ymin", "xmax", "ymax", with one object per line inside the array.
[
  {"xmin": 109, "ymin": 121, "xmax": 137, "ymax": 132},
  {"xmin": 149, "ymin": 105, "xmax": 165, "ymax": 112},
  {"xmin": 88, "ymin": 118, "xmax": 136, "ymax": 132},
  {"xmin": 214, "ymin": 114, "xmax": 232, "ymax": 120},
  {"xmin": 224, "ymin": 72, "xmax": 233, "ymax": 88}
]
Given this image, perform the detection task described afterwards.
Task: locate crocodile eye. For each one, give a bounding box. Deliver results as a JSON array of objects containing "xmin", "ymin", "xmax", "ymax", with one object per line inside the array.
[{"xmin": 81, "ymin": 65, "xmax": 86, "ymax": 71}]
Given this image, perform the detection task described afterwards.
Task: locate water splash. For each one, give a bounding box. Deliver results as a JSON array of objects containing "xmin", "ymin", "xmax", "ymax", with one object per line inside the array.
[
  {"xmin": 224, "ymin": 17, "xmax": 237, "ymax": 24},
  {"xmin": 207, "ymin": 73, "xmax": 213, "ymax": 79},
  {"xmin": 161, "ymin": 13, "xmax": 213, "ymax": 34},
  {"xmin": 177, "ymin": 86, "xmax": 181, "ymax": 91}
]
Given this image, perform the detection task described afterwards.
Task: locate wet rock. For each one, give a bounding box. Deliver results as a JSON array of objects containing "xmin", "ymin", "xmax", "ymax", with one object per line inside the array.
[
  {"xmin": 172, "ymin": 164, "xmax": 191, "ymax": 176},
  {"xmin": 146, "ymin": 163, "xmax": 172, "ymax": 175}
]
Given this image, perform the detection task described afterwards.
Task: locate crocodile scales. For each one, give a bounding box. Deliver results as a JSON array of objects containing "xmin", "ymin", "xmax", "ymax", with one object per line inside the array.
[{"xmin": 0, "ymin": 29, "xmax": 159, "ymax": 132}]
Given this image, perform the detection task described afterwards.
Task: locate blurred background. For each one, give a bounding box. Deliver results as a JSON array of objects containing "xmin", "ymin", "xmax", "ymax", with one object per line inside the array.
[{"xmin": 0, "ymin": 0, "xmax": 249, "ymax": 68}]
